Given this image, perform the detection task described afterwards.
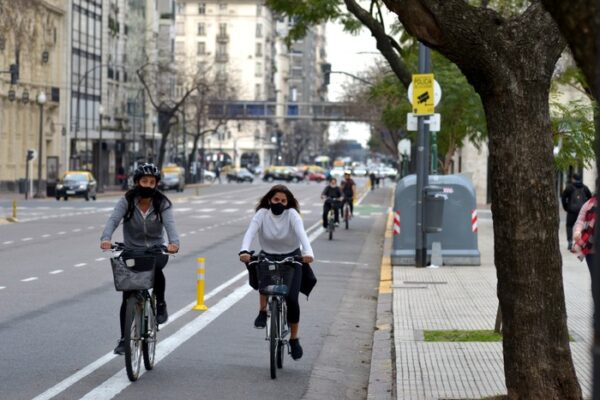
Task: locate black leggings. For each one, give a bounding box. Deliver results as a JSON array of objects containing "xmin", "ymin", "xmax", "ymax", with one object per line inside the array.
[
  {"xmin": 119, "ymin": 252, "xmax": 168, "ymax": 338},
  {"xmin": 260, "ymin": 250, "xmax": 303, "ymax": 324}
]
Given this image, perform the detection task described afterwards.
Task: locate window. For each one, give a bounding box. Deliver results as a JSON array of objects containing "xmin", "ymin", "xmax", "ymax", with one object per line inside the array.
[
  {"xmin": 198, "ymin": 2, "xmax": 206, "ymax": 14},
  {"xmin": 217, "ymin": 43, "xmax": 227, "ymax": 55},
  {"xmin": 197, "ymin": 42, "xmax": 206, "ymax": 55},
  {"xmin": 257, "ymin": 4, "xmax": 262, "ymax": 16},
  {"xmin": 255, "ymin": 84, "xmax": 261, "ymax": 99},
  {"xmin": 255, "ymin": 43, "xmax": 262, "ymax": 57},
  {"xmin": 256, "ymin": 23, "xmax": 262, "ymax": 38},
  {"xmin": 198, "ymin": 23, "xmax": 205, "ymax": 36},
  {"xmin": 219, "ymin": 2, "xmax": 227, "ymax": 10},
  {"xmin": 176, "ymin": 2, "xmax": 184, "ymax": 14},
  {"xmin": 255, "ymin": 62, "xmax": 262, "ymax": 77},
  {"xmin": 219, "ymin": 23, "xmax": 227, "ymax": 35},
  {"xmin": 175, "ymin": 22, "xmax": 184, "ymax": 36}
]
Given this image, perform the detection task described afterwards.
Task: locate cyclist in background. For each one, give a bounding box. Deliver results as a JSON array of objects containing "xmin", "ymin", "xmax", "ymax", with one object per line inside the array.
[
  {"xmin": 341, "ymin": 171, "xmax": 356, "ymax": 217},
  {"xmin": 100, "ymin": 163, "xmax": 180, "ymax": 355},
  {"xmin": 239, "ymin": 184, "xmax": 315, "ymax": 360},
  {"xmin": 321, "ymin": 178, "xmax": 342, "ymax": 229}
]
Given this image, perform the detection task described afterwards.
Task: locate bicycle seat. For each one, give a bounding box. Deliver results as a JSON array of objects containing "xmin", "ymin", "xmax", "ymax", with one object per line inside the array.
[{"xmin": 260, "ymin": 284, "xmax": 289, "ymax": 296}]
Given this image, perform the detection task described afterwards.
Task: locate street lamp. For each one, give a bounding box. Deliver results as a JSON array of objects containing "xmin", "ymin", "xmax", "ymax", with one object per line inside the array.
[
  {"xmin": 98, "ymin": 105, "xmax": 104, "ymax": 192},
  {"xmin": 34, "ymin": 91, "xmax": 47, "ymax": 198}
]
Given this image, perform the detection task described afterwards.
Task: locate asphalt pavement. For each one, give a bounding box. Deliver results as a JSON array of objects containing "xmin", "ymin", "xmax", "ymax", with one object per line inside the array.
[{"xmin": 0, "ymin": 179, "xmax": 393, "ymax": 400}]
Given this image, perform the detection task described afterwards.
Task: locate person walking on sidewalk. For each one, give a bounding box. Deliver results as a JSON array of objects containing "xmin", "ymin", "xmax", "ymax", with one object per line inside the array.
[
  {"xmin": 572, "ymin": 193, "xmax": 597, "ymax": 279},
  {"xmin": 100, "ymin": 163, "xmax": 180, "ymax": 355},
  {"xmin": 561, "ymin": 173, "xmax": 592, "ymax": 250},
  {"xmin": 239, "ymin": 184, "xmax": 315, "ymax": 360}
]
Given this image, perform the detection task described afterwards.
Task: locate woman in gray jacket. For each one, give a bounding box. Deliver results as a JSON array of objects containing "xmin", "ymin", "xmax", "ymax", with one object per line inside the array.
[{"xmin": 101, "ymin": 163, "xmax": 180, "ymax": 355}]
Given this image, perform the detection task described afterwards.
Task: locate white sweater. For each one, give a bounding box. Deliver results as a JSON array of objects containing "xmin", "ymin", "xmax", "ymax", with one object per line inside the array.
[{"xmin": 240, "ymin": 208, "xmax": 314, "ymax": 257}]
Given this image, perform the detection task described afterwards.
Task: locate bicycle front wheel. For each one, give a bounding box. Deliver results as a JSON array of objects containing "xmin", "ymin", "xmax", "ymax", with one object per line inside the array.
[
  {"xmin": 125, "ymin": 296, "xmax": 143, "ymax": 381},
  {"xmin": 142, "ymin": 294, "xmax": 157, "ymax": 371},
  {"xmin": 269, "ymin": 298, "xmax": 279, "ymax": 379}
]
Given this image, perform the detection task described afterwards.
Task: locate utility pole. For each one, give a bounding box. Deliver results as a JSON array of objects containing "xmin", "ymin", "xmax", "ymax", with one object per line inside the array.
[{"xmin": 415, "ymin": 44, "xmax": 431, "ymax": 268}]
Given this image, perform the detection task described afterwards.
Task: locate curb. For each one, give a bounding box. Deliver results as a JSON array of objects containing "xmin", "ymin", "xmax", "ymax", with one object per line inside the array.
[{"xmin": 367, "ymin": 208, "xmax": 396, "ymax": 399}]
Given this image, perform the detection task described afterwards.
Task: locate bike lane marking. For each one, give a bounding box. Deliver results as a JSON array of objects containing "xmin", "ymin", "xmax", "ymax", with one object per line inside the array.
[
  {"xmin": 79, "ymin": 284, "xmax": 254, "ymax": 400},
  {"xmin": 30, "ymin": 270, "xmax": 249, "ymax": 400}
]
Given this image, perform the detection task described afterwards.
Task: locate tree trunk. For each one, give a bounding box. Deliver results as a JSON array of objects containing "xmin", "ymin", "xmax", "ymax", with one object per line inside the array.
[
  {"xmin": 484, "ymin": 78, "xmax": 581, "ymax": 399},
  {"xmin": 157, "ymin": 131, "xmax": 169, "ymax": 170},
  {"xmin": 381, "ymin": 1, "xmax": 582, "ymax": 397}
]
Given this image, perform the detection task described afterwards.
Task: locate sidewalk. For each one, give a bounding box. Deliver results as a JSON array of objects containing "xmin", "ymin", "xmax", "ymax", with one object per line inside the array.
[{"xmin": 386, "ymin": 212, "xmax": 593, "ymax": 399}]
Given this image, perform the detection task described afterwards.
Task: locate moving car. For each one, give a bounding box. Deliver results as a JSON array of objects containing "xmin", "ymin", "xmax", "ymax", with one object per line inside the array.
[
  {"xmin": 263, "ymin": 166, "xmax": 304, "ymax": 182},
  {"xmin": 55, "ymin": 171, "xmax": 97, "ymax": 201},
  {"xmin": 201, "ymin": 169, "xmax": 216, "ymax": 182},
  {"xmin": 308, "ymin": 171, "xmax": 326, "ymax": 182},
  {"xmin": 226, "ymin": 168, "xmax": 254, "ymax": 183},
  {"xmin": 159, "ymin": 166, "xmax": 185, "ymax": 192}
]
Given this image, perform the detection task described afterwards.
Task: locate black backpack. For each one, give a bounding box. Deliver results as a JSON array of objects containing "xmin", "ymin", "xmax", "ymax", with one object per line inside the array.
[{"xmin": 568, "ymin": 186, "xmax": 588, "ymax": 213}]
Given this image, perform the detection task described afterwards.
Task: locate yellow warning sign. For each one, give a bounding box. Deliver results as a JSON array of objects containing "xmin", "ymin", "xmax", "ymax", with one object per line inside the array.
[{"xmin": 411, "ymin": 74, "xmax": 435, "ymax": 115}]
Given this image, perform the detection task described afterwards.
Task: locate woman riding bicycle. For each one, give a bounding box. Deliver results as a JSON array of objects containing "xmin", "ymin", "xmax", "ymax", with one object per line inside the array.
[
  {"xmin": 100, "ymin": 163, "xmax": 180, "ymax": 355},
  {"xmin": 239, "ymin": 184, "xmax": 314, "ymax": 360},
  {"xmin": 321, "ymin": 178, "xmax": 342, "ymax": 229}
]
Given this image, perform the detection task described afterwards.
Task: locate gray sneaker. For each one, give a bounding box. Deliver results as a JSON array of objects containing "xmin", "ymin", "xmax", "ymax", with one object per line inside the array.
[{"xmin": 114, "ymin": 338, "xmax": 125, "ymax": 355}]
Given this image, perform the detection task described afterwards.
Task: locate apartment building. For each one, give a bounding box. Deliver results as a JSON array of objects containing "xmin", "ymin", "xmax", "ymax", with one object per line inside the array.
[{"xmin": 0, "ymin": 0, "xmax": 69, "ymax": 193}]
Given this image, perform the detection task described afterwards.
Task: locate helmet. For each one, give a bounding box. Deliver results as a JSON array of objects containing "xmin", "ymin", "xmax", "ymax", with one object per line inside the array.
[
  {"xmin": 344, "ymin": 170, "xmax": 352, "ymax": 176},
  {"xmin": 133, "ymin": 163, "xmax": 161, "ymax": 183}
]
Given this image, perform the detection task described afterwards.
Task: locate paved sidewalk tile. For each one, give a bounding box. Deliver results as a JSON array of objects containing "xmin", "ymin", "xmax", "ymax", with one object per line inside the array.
[{"xmin": 393, "ymin": 215, "xmax": 592, "ymax": 399}]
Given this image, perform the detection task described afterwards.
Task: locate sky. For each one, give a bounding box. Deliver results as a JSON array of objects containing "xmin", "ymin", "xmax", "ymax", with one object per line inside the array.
[{"xmin": 325, "ymin": 21, "xmax": 382, "ymax": 148}]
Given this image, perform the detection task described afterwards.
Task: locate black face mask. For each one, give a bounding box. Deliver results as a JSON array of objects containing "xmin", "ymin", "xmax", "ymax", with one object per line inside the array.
[
  {"xmin": 270, "ymin": 203, "xmax": 286, "ymax": 216},
  {"xmin": 136, "ymin": 186, "xmax": 156, "ymax": 199}
]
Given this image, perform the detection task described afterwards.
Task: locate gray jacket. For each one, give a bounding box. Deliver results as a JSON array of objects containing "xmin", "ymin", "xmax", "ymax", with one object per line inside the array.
[{"xmin": 101, "ymin": 197, "xmax": 180, "ymax": 250}]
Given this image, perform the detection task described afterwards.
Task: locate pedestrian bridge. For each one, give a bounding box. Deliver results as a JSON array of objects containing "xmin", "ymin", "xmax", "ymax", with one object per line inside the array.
[{"xmin": 207, "ymin": 101, "xmax": 370, "ymax": 122}]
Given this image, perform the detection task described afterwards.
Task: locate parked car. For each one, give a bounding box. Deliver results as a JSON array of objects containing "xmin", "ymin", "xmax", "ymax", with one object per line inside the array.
[
  {"xmin": 263, "ymin": 166, "xmax": 304, "ymax": 182},
  {"xmin": 159, "ymin": 166, "xmax": 185, "ymax": 192},
  {"xmin": 352, "ymin": 164, "xmax": 368, "ymax": 177},
  {"xmin": 227, "ymin": 168, "xmax": 254, "ymax": 183},
  {"xmin": 55, "ymin": 171, "xmax": 97, "ymax": 201},
  {"xmin": 308, "ymin": 171, "xmax": 326, "ymax": 182},
  {"xmin": 201, "ymin": 169, "xmax": 216, "ymax": 183},
  {"xmin": 330, "ymin": 167, "xmax": 346, "ymax": 180}
]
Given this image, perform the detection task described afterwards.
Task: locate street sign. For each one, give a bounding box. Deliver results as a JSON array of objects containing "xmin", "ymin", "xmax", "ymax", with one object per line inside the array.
[
  {"xmin": 411, "ymin": 74, "xmax": 434, "ymax": 115},
  {"xmin": 407, "ymin": 78, "xmax": 442, "ymax": 112},
  {"xmin": 407, "ymin": 113, "xmax": 441, "ymax": 131}
]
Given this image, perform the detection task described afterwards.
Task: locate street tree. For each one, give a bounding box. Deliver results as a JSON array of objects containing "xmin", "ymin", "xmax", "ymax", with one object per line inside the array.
[{"xmin": 268, "ymin": 0, "xmax": 582, "ymax": 397}]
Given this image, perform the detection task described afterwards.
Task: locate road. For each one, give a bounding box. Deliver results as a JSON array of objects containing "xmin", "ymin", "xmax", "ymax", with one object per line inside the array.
[{"xmin": 0, "ymin": 179, "xmax": 392, "ymax": 400}]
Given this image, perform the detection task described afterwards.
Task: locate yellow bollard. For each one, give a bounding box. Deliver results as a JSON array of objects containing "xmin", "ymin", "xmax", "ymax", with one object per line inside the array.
[
  {"xmin": 12, "ymin": 200, "xmax": 17, "ymax": 219},
  {"xmin": 192, "ymin": 257, "xmax": 209, "ymax": 311}
]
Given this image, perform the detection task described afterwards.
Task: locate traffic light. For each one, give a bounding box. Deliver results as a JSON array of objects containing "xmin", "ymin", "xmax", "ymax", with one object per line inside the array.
[
  {"xmin": 26, "ymin": 149, "xmax": 37, "ymax": 161},
  {"xmin": 9, "ymin": 63, "xmax": 18, "ymax": 85}
]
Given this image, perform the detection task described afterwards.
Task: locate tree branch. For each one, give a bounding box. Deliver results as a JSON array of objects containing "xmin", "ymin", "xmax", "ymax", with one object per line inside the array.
[{"xmin": 343, "ymin": 0, "xmax": 412, "ymax": 88}]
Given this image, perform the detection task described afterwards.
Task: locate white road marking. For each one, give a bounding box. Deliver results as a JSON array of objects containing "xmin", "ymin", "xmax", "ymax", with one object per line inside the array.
[
  {"xmin": 42, "ymin": 234, "xmax": 51, "ymax": 238},
  {"xmin": 22, "ymin": 237, "xmax": 33, "ymax": 241},
  {"xmin": 180, "ymin": 233, "xmax": 187, "ymax": 237},
  {"xmin": 221, "ymin": 208, "xmax": 238, "ymax": 213},
  {"xmin": 302, "ymin": 210, "xmax": 313, "ymax": 214},
  {"xmin": 87, "ymin": 226, "xmax": 95, "ymax": 229},
  {"xmin": 3, "ymin": 241, "xmax": 14, "ymax": 245},
  {"xmin": 214, "ymin": 200, "xmax": 228, "ymax": 204},
  {"xmin": 79, "ymin": 284, "xmax": 254, "ymax": 400},
  {"xmin": 31, "ymin": 270, "xmax": 249, "ymax": 400},
  {"xmin": 21, "ymin": 277, "xmax": 38, "ymax": 282},
  {"xmin": 0, "ymin": 286, "xmax": 5, "ymax": 290},
  {"xmin": 174, "ymin": 208, "xmax": 192, "ymax": 212},
  {"xmin": 73, "ymin": 229, "xmax": 82, "ymax": 232},
  {"xmin": 49, "ymin": 270, "xmax": 63, "ymax": 275},
  {"xmin": 74, "ymin": 263, "xmax": 87, "ymax": 268},
  {"xmin": 192, "ymin": 215, "xmax": 210, "ymax": 219},
  {"xmin": 197, "ymin": 208, "xmax": 216, "ymax": 212},
  {"xmin": 58, "ymin": 232, "xmax": 66, "ymax": 235},
  {"xmin": 95, "ymin": 258, "xmax": 106, "ymax": 262}
]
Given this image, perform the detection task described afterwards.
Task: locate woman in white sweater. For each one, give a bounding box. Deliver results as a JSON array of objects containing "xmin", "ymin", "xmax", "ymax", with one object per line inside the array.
[{"xmin": 239, "ymin": 185, "xmax": 314, "ymax": 360}]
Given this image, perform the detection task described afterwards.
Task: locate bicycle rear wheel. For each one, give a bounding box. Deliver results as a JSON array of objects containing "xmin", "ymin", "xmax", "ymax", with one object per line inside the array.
[
  {"xmin": 269, "ymin": 298, "xmax": 279, "ymax": 379},
  {"xmin": 142, "ymin": 294, "xmax": 157, "ymax": 370},
  {"xmin": 125, "ymin": 296, "xmax": 143, "ymax": 381},
  {"xmin": 344, "ymin": 204, "xmax": 350, "ymax": 230}
]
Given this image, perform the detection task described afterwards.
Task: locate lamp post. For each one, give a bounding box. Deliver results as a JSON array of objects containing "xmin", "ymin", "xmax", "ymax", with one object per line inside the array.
[
  {"xmin": 34, "ymin": 91, "xmax": 47, "ymax": 198},
  {"xmin": 98, "ymin": 105, "xmax": 104, "ymax": 192}
]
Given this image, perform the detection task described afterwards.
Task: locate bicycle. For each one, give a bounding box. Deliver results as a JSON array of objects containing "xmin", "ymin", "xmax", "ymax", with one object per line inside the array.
[
  {"xmin": 342, "ymin": 197, "xmax": 352, "ymax": 230},
  {"xmin": 325, "ymin": 198, "xmax": 340, "ymax": 240},
  {"xmin": 108, "ymin": 243, "xmax": 172, "ymax": 382},
  {"xmin": 248, "ymin": 254, "xmax": 303, "ymax": 379}
]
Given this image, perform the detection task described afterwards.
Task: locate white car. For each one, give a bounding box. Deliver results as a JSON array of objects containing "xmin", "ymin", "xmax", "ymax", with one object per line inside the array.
[
  {"xmin": 201, "ymin": 169, "xmax": 216, "ymax": 182},
  {"xmin": 330, "ymin": 167, "xmax": 346, "ymax": 180},
  {"xmin": 352, "ymin": 165, "xmax": 368, "ymax": 176}
]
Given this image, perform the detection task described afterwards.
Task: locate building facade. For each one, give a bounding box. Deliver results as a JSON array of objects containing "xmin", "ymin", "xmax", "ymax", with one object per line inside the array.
[{"xmin": 0, "ymin": 0, "xmax": 69, "ymax": 193}]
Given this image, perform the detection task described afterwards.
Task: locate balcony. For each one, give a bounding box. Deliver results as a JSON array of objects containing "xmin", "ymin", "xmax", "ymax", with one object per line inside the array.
[
  {"xmin": 215, "ymin": 52, "xmax": 229, "ymax": 63},
  {"xmin": 216, "ymin": 33, "xmax": 229, "ymax": 43}
]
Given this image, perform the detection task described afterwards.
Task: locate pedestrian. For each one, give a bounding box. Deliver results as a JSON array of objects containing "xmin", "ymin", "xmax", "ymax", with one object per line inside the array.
[
  {"xmin": 572, "ymin": 194, "xmax": 596, "ymax": 277},
  {"xmin": 561, "ymin": 173, "xmax": 592, "ymax": 250},
  {"xmin": 100, "ymin": 163, "xmax": 180, "ymax": 355},
  {"xmin": 214, "ymin": 164, "xmax": 222, "ymax": 184},
  {"xmin": 369, "ymin": 171, "xmax": 376, "ymax": 191},
  {"xmin": 239, "ymin": 185, "xmax": 316, "ymax": 360}
]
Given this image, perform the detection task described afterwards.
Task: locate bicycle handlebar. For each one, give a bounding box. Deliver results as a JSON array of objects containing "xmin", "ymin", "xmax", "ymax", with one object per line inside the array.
[
  {"xmin": 247, "ymin": 255, "xmax": 303, "ymax": 267},
  {"xmin": 104, "ymin": 242, "xmax": 175, "ymax": 256}
]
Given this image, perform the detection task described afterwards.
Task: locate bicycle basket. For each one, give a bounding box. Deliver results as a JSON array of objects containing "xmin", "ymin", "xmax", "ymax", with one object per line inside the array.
[
  {"xmin": 110, "ymin": 256, "xmax": 156, "ymax": 291},
  {"xmin": 256, "ymin": 261, "xmax": 296, "ymax": 295}
]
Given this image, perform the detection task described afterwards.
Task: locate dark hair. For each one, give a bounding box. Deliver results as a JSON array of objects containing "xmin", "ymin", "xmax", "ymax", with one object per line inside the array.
[
  {"xmin": 255, "ymin": 184, "xmax": 300, "ymax": 213},
  {"xmin": 123, "ymin": 187, "xmax": 172, "ymax": 223},
  {"xmin": 572, "ymin": 173, "xmax": 582, "ymax": 182}
]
